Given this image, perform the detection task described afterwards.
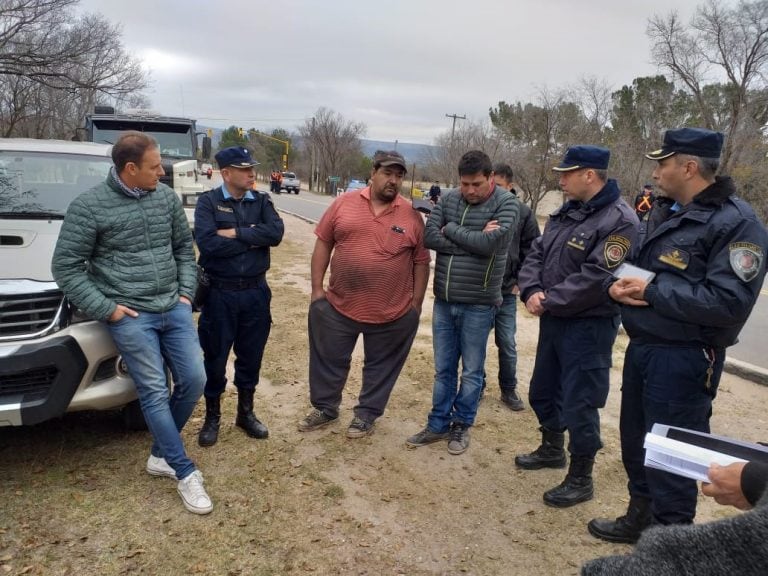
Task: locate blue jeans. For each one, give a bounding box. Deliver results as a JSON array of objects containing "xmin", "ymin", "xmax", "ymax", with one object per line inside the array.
[
  {"xmin": 494, "ymin": 293, "xmax": 518, "ymax": 392},
  {"xmin": 108, "ymin": 301, "xmax": 205, "ymax": 480},
  {"xmin": 427, "ymin": 299, "xmax": 496, "ymax": 433}
]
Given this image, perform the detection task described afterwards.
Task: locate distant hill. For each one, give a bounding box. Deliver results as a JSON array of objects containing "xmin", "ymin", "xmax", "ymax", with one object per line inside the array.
[{"xmin": 360, "ymin": 139, "xmax": 435, "ymax": 165}]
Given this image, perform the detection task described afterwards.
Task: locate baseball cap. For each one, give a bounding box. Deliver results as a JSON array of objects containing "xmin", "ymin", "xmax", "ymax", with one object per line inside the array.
[{"xmin": 373, "ymin": 150, "xmax": 407, "ymax": 172}]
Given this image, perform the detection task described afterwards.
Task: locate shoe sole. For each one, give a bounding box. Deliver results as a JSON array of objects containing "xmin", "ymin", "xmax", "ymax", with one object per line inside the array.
[
  {"xmin": 502, "ymin": 402, "xmax": 525, "ymax": 412},
  {"xmin": 406, "ymin": 434, "xmax": 449, "ymax": 447},
  {"xmin": 447, "ymin": 444, "xmax": 469, "ymax": 455},
  {"xmin": 586, "ymin": 521, "xmax": 641, "ymax": 544},
  {"xmin": 346, "ymin": 427, "xmax": 374, "ymax": 439},
  {"xmin": 237, "ymin": 423, "xmax": 269, "ymax": 439},
  {"xmin": 514, "ymin": 458, "xmax": 567, "ymax": 470},
  {"xmin": 298, "ymin": 417, "xmax": 337, "ymax": 432},
  {"xmin": 177, "ymin": 489, "xmax": 213, "ymax": 515},
  {"xmin": 543, "ymin": 492, "xmax": 594, "ymax": 508},
  {"xmin": 146, "ymin": 467, "xmax": 177, "ymax": 480}
]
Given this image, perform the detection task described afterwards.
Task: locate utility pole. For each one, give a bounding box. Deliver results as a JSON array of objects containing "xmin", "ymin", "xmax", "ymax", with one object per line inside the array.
[{"xmin": 445, "ymin": 113, "xmax": 466, "ymax": 141}]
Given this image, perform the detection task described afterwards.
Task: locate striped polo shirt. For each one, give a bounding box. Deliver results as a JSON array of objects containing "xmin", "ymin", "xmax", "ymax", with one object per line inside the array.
[{"xmin": 315, "ymin": 188, "xmax": 430, "ymax": 323}]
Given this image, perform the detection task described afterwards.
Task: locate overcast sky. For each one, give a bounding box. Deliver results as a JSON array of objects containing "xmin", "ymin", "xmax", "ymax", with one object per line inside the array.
[{"xmin": 77, "ymin": 0, "xmax": 728, "ymax": 145}]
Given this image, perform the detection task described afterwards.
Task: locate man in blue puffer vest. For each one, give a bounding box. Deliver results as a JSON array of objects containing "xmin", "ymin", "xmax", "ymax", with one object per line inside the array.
[{"xmin": 53, "ymin": 131, "xmax": 211, "ymax": 515}]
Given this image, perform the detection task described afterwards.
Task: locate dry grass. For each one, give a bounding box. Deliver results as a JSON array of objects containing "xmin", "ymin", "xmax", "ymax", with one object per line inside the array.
[{"xmin": 2, "ymin": 214, "xmax": 768, "ymax": 575}]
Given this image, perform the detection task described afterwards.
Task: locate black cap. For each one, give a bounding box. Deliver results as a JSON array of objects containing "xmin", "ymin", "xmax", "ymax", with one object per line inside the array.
[
  {"xmin": 215, "ymin": 146, "xmax": 259, "ymax": 169},
  {"xmin": 552, "ymin": 145, "xmax": 610, "ymax": 172},
  {"xmin": 645, "ymin": 128, "xmax": 724, "ymax": 160}
]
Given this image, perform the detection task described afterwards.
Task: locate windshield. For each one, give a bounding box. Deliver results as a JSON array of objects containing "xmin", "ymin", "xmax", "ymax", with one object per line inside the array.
[
  {"xmin": 0, "ymin": 151, "xmax": 112, "ymax": 216},
  {"xmin": 91, "ymin": 120, "xmax": 195, "ymax": 158}
]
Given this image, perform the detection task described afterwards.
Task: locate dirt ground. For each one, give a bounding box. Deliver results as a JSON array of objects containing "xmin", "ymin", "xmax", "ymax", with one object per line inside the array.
[{"xmin": 2, "ymin": 213, "xmax": 768, "ymax": 576}]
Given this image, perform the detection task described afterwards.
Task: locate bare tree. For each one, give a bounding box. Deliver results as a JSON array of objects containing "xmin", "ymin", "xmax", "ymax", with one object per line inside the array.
[
  {"xmin": 424, "ymin": 120, "xmax": 501, "ymax": 189},
  {"xmin": 0, "ymin": 1, "xmax": 148, "ymax": 139},
  {"xmin": 648, "ymin": 0, "xmax": 768, "ymax": 170},
  {"xmin": 490, "ymin": 88, "xmax": 587, "ymax": 215},
  {"xmin": 299, "ymin": 107, "xmax": 366, "ymax": 194}
]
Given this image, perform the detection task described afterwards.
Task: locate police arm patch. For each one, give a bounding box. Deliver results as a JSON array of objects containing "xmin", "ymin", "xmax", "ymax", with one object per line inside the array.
[
  {"xmin": 604, "ymin": 235, "xmax": 631, "ymax": 269},
  {"xmin": 729, "ymin": 242, "xmax": 763, "ymax": 282}
]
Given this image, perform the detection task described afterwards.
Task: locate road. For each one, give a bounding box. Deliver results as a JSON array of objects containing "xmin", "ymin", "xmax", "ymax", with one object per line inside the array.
[
  {"xmin": 728, "ymin": 280, "xmax": 768, "ymax": 367},
  {"xmin": 203, "ymin": 172, "xmax": 768, "ymax": 376}
]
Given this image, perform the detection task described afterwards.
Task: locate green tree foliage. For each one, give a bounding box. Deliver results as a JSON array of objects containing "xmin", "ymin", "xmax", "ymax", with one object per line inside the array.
[
  {"xmin": 490, "ymin": 89, "xmax": 588, "ymax": 215},
  {"xmin": 217, "ymin": 126, "xmax": 249, "ymax": 157}
]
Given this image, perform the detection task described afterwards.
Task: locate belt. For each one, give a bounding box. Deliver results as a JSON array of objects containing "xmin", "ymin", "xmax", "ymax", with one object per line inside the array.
[{"xmin": 208, "ymin": 275, "xmax": 265, "ymax": 290}]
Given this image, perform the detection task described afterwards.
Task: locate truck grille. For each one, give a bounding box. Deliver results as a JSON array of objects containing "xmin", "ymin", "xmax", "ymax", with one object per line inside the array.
[
  {"xmin": 0, "ymin": 291, "xmax": 64, "ymax": 338},
  {"xmin": 0, "ymin": 366, "xmax": 57, "ymax": 400}
]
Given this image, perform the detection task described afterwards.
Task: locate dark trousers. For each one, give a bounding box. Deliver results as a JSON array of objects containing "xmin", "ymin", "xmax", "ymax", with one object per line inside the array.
[
  {"xmin": 308, "ymin": 299, "xmax": 419, "ymax": 422},
  {"xmin": 621, "ymin": 341, "xmax": 724, "ymax": 524},
  {"xmin": 197, "ymin": 281, "xmax": 272, "ymax": 398},
  {"xmin": 528, "ymin": 314, "xmax": 619, "ymax": 458}
]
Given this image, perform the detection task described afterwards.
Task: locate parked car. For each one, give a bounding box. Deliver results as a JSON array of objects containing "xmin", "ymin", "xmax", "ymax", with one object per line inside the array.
[
  {"xmin": 0, "ymin": 138, "xmax": 146, "ymax": 429},
  {"xmin": 280, "ymin": 171, "xmax": 301, "ymax": 194}
]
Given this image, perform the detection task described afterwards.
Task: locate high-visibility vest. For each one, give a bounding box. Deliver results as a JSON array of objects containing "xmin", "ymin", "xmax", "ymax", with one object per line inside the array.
[{"xmin": 636, "ymin": 195, "xmax": 653, "ymax": 213}]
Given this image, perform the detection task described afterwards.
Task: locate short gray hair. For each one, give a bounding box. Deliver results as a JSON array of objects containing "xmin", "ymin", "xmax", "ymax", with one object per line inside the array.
[{"xmin": 677, "ymin": 154, "xmax": 719, "ymax": 180}]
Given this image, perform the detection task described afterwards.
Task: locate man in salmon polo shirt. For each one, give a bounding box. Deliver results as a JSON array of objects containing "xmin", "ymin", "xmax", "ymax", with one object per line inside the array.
[{"xmin": 298, "ymin": 150, "xmax": 431, "ymax": 439}]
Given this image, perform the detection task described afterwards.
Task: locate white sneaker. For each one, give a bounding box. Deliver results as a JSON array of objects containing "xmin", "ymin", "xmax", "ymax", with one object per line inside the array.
[
  {"xmin": 146, "ymin": 455, "xmax": 177, "ymax": 480},
  {"xmin": 177, "ymin": 470, "xmax": 213, "ymax": 515}
]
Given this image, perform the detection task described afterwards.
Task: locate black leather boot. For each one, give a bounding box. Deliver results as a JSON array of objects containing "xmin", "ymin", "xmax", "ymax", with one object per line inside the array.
[
  {"xmin": 515, "ymin": 426, "xmax": 567, "ymax": 469},
  {"xmin": 198, "ymin": 395, "xmax": 221, "ymax": 447},
  {"xmin": 588, "ymin": 495, "xmax": 653, "ymax": 544},
  {"xmin": 235, "ymin": 389, "xmax": 269, "ymax": 439},
  {"xmin": 543, "ymin": 455, "xmax": 594, "ymax": 508}
]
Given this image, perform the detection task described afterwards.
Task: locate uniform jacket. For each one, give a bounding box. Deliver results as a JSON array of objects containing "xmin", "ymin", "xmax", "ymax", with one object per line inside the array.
[
  {"xmin": 52, "ymin": 172, "xmax": 196, "ymax": 321},
  {"xmin": 621, "ymin": 177, "xmax": 768, "ymax": 348},
  {"xmin": 194, "ymin": 186, "xmax": 284, "ymax": 280},
  {"xmin": 425, "ymin": 185, "xmax": 519, "ymax": 305},
  {"xmin": 502, "ymin": 188, "xmax": 540, "ymax": 293},
  {"xmin": 518, "ymin": 179, "xmax": 638, "ymax": 318}
]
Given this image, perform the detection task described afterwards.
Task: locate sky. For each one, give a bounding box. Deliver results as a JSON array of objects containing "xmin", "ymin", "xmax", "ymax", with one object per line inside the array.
[{"xmin": 76, "ymin": 0, "xmax": 728, "ymax": 145}]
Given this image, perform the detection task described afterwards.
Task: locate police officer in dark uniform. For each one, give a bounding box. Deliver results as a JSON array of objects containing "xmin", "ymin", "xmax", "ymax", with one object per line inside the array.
[
  {"xmin": 516, "ymin": 146, "xmax": 639, "ymax": 508},
  {"xmin": 195, "ymin": 147, "xmax": 284, "ymax": 447},
  {"xmin": 588, "ymin": 128, "xmax": 768, "ymax": 543}
]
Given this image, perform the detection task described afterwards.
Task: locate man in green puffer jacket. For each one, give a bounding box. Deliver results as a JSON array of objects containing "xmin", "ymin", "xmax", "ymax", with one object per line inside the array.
[
  {"xmin": 52, "ymin": 131, "xmax": 211, "ymax": 515},
  {"xmin": 407, "ymin": 150, "xmax": 519, "ymax": 455}
]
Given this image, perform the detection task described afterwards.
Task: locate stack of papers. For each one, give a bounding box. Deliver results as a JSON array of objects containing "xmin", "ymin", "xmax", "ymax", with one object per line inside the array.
[{"xmin": 644, "ymin": 424, "xmax": 768, "ymax": 482}]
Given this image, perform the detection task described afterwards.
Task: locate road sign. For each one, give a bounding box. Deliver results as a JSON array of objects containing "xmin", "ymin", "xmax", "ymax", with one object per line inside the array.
[{"xmin": 329, "ymin": 176, "xmax": 340, "ymax": 182}]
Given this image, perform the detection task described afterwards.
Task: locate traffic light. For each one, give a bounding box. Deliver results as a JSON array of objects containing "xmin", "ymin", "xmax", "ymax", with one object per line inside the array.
[
  {"xmin": 207, "ymin": 128, "xmax": 213, "ymax": 138},
  {"xmin": 238, "ymin": 127, "xmax": 244, "ymax": 138},
  {"xmin": 282, "ymin": 154, "xmax": 287, "ymax": 170}
]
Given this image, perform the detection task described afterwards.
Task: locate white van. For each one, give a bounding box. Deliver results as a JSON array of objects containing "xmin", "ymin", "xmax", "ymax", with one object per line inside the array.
[{"xmin": 0, "ymin": 139, "xmax": 143, "ymax": 428}]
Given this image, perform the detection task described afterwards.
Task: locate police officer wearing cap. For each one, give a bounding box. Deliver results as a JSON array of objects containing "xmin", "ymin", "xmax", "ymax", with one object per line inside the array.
[
  {"xmin": 588, "ymin": 128, "xmax": 768, "ymax": 543},
  {"xmin": 516, "ymin": 145, "xmax": 639, "ymax": 508},
  {"xmin": 195, "ymin": 147, "xmax": 284, "ymax": 447}
]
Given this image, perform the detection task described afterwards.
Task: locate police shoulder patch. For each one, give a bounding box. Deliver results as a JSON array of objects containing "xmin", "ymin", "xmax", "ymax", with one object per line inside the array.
[
  {"xmin": 604, "ymin": 235, "xmax": 631, "ymax": 269},
  {"xmin": 729, "ymin": 242, "xmax": 763, "ymax": 282}
]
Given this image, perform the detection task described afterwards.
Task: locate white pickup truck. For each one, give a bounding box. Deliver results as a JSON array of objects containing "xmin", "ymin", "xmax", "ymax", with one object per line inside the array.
[{"xmin": 280, "ymin": 171, "xmax": 301, "ymax": 194}]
